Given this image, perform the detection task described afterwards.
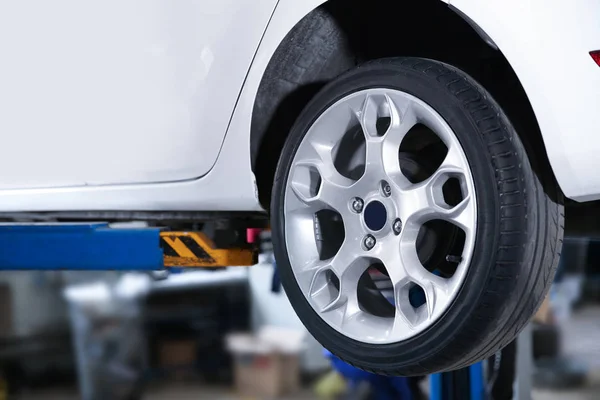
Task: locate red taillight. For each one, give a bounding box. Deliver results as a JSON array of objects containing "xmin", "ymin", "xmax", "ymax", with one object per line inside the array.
[{"xmin": 591, "ymin": 50, "xmax": 600, "ymax": 66}]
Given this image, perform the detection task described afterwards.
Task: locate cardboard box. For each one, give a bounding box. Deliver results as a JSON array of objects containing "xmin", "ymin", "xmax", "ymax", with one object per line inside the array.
[
  {"xmin": 232, "ymin": 352, "xmax": 286, "ymax": 398},
  {"xmin": 226, "ymin": 327, "xmax": 304, "ymax": 398},
  {"xmin": 159, "ymin": 340, "xmax": 197, "ymax": 367},
  {"xmin": 533, "ymin": 295, "xmax": 552, "ymax": 325}
]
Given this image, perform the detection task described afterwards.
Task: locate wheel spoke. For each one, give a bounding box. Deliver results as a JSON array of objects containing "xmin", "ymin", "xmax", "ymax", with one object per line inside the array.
[
  {"xmin": 320, "ymin": 267, "xmax": 362, "ymax": 316},
  {"xmin": 378, "ymin": 239, "xmax": 409, "ymax": 289},
  {"xmin": 332, "ymin": 252, "xmax": 368, "ymax": 316},
  {"xmin": 440, "ymin": 195, "xmax": 474, "ymax": 231},
  {"xmin": 442, "ymin": 140, "xmax": 468, "ymax": 171},
  {"xmin": 383, "ymin": 105, "xmax": 418, "ymax": 175},
  {"xmin": 412, "ymin": 269, "xmax": 451, "ymax": 317},
  {"xmin": 355, "ymin": 94, "xmax": 419, "ymax": 179},
  {"xmin": 355, "ymin": 94, "xmax": 417, "ymax": 138},
  {"xmin": 306, "ymin": 243, "xmax": 368, "ymax": 316},
  {"xmin": 307, "ymin": 139, "xmax": 356, "ymax": 188},
  {"xmin": 384, "ymin": 98, "xmax": 418, "ymax": 144},
  {"xmin": 290, "ymin": 154, "xmax": 355, "ymax": 212},
  {"xmin": 403, "ymin": 175, "xmax": 474, "ymax": 230},
  {"xmin": 379, "ymin": 242, "xmax": 416, "ymax": 332},
  {"xmin": 380, "ymin": 234, "xmax": 452, "ymax": 328},
  {"xmin": 400, "ymin": 144, "xmax": 472, "ymax": 228},
  {"xmin": 319, "ymin": 176, "xmax": 355, "ymax": 211},
  {"xmin": 364, "ymin": 136, "xmax": 385, "ymax": 174}
]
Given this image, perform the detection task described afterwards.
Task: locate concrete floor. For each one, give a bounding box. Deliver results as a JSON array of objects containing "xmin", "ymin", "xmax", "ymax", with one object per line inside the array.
[
  {"xmin": 15, "ymin": 383, "xmax": 600, "ymax": 400},
  {"xmin": 15, "ymin": 307, "xmax": 600, "ymax": 400},
  {"xmin": 15, "ymin": 385, "xmax": 314, "ymax": 400},
  {"xmin": 13, "ymin": 379, "xmax": 600, "ymax": 400},
  {"xmin": 534, "ymin": 383, "xmax": 600, "ymax": 400},
  {"xmin": 532, "ymin": 306, "xmax": 600, "ymax": 400},
  {"xmin": 560, "ymin": 307, "xmax": 600, "ymax": 369}
]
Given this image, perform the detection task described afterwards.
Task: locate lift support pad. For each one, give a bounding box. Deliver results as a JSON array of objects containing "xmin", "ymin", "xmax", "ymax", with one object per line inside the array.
[{"xmin": 0, "ymin": 223, "xmax": 257, "ymax": 270}]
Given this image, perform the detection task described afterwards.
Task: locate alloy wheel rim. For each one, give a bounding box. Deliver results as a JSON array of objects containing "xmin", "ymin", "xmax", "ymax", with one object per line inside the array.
[{"xmin": 283, "ymin": 88, "xmax": 477, "ymax": 344}]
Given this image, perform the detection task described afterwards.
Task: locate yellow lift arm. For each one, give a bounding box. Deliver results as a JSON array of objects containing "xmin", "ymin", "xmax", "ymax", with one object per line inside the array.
[{"xmin": 160, "ymin": 231, "xmax": 257, "ymax": 268}]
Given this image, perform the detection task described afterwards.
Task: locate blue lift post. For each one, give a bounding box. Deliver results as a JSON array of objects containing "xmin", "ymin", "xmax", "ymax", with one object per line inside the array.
[{"xmin": 430, "ymin": 362, "xmax": 485, "ymax": 400}]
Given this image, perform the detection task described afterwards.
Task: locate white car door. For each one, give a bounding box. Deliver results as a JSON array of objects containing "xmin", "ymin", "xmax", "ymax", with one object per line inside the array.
[{"xmin": 0, "ymin": 0, "xmax": 277, "ymax": 189}]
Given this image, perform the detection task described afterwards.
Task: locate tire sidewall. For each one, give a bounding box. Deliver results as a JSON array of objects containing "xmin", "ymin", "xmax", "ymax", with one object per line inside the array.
[{"xmin": 271, "ymin": 62, "xmax": 503, "ymax": 370}]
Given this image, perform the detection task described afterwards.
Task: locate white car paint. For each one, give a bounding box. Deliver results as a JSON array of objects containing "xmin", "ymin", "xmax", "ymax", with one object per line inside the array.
[
  {"xmin": 0, "ymin": 0, "xmax": 276, "ymax": 189},
  {"xmin": 0, "ymin": 0, "xmax": 598, "ymax": 212},
  {"xmin": 449, "ymin": 0, "xmax": 600, "ymax": 202},
  {"xmin": 0, "ymin": 0, "xmax": 318, "ymax": 212}
]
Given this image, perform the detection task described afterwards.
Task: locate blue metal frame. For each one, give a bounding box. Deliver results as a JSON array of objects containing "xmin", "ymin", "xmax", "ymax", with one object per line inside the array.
[
  {"xmin": 430, "ymin": 362, "xmax": 484, "ymax": 400},
  {"xmin": 0, "ymin": 223, "xmax": 164, "ymax": 270},
  {"xmin": 430, "ymin": 372, "xmax": 443, "ymax": 400},
  {"xmin": 469, "ymin": 361, "xmax": 484, "ymax": 400}
]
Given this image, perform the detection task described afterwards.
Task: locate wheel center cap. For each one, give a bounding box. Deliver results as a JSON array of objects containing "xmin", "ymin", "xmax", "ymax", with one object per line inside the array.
[{"xmin": 364, "ymin": 201, "xmax": 387, "ymax": 231}]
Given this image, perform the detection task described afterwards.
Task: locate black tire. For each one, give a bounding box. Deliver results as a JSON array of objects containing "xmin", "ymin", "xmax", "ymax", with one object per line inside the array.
[{"xmin": 271, "ymin": 57, "xmax": 564, "ymax": 376}]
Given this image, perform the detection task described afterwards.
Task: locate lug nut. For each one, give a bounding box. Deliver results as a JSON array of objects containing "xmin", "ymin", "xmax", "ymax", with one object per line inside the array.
[
  {"xmin": 363, "ymin": 235, "xmax": 376, "ymax": 250},
  {"xmin": 393, "ymin": 219, "xmax": 403, "ymax": 235},
  {"xmin": 351, "ymin": 197, "xmax": 364, "ymax": 213},
  {"xmin": 382, "ymin": 182, "xmax": 391, "ymax": 197}
]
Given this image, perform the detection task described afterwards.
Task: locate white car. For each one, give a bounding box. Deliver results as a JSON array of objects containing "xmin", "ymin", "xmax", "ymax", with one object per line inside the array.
[{"xmin": 1, "ymin": 0, "xmax": 599, "ymax": 375}]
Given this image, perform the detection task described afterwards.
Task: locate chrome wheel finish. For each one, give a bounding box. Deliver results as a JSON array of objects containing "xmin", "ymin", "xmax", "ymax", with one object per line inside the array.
[{"xmin": 283, "ymin": 89, "xmax": 477, "ymax": 344}]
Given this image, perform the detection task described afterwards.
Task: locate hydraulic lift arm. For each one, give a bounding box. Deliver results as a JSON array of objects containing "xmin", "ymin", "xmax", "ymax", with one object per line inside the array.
[{"xmin": 0, "ymin": 223, "xmax": 257, "ymax": 270}]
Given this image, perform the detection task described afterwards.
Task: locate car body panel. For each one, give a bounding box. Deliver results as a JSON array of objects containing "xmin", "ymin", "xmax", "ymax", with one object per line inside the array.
[
  {"xmin": 0, "ymin": 0, "xmax": 276, "ymax": 189},
  {"xmin": 0, "ymin": 0, "xmax": 598, "ymax": 212},
  {"xmin": 449, "ymin": 0, "xmax": 600, "ymax": 201},
  {"xmin": 0, "ymin": 0, "xmax": 323, "ymax": 212}
]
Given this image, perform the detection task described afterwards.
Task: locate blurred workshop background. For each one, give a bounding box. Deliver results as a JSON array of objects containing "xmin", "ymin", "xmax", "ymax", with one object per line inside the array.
[{"xmin": 0, "ymin": 232, "xmax": 599, "ymax": 400}]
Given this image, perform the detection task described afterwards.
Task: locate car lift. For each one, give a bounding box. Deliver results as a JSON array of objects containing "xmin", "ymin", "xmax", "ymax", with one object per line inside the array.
[
  {"xmin": 0, "ymin": 222, "xmax": 488, "ymax": 399},
  {"xmin": 430, "ymin": 363, "xmax": 485, "ymax": 400},
  {"xmin": 0, "ymin": 222, "xmax": 257, "ymax": 270}
]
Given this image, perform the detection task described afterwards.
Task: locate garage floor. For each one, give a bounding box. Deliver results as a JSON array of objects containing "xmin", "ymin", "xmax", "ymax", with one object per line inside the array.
[
  {"xmin": 14, "ymin": 385, "xmax": 314, "ymax": 400},
  {"xmin": 532, "ymin": 306, "xmax": 600, "ymax": 400},
  {"xmin": 14, "ymin": 382, "xmax": 600, "ymax": 400},
  {"xmin": 14, "ymin": 307, "xmax": 600, "ymax": 400}
]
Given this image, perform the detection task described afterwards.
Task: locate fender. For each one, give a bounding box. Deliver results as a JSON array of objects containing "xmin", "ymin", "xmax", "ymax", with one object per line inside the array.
[
  {"xmin": 449, "ymin": 0, "xmax": 600, "ymax": 201},
  {"xmin": 250, "ymin": 0, "xmax": 600, "ymax": 201}
]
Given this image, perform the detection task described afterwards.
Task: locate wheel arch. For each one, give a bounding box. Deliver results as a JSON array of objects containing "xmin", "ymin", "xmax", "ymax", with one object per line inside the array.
[{"xmin": 250, "ymin": 0, "xmax": 559, "ymax": 208}]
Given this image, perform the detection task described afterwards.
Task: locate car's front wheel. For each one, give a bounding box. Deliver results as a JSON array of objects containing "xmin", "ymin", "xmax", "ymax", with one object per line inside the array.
[{"xmin": 271, "ymin": 58, "xmax": 564, "ymax": 375}]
